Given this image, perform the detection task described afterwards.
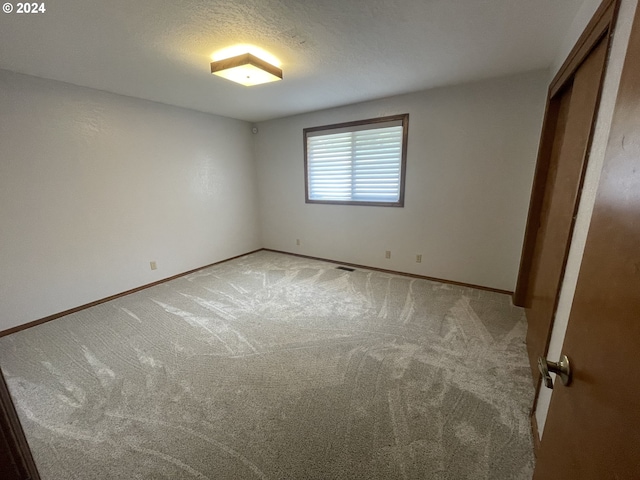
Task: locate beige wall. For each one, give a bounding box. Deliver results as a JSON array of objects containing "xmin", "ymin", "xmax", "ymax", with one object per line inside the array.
[
  {"xmin": 0, "ymin": 70, "xmax": 261, "ymax": 332},
  {"xmin": 255, "ymin": 71, "xmax": 548, "ymax": 291}
]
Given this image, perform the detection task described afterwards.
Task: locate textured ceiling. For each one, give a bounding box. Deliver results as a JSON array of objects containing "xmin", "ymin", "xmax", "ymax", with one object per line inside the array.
[{"xmin": 0, "ymin": 0, "xmax": 583, "ymax": 122}]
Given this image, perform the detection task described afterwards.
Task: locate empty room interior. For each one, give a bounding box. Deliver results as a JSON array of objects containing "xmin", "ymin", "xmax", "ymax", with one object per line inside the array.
[{"xmin": 2, "ymin": 0, "xmax": 639, "ymax": 479}]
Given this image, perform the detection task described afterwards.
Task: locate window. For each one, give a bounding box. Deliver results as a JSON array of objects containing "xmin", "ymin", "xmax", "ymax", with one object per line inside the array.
[{"xmin": 304, "ymin": 114, "xmax": 409, "ymax": 207}]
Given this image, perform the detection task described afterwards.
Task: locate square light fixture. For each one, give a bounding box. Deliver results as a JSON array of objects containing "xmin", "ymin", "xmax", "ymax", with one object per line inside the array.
[{"xmin": 210, "ymin": 53, "xmax": 282, "ymax": 86}]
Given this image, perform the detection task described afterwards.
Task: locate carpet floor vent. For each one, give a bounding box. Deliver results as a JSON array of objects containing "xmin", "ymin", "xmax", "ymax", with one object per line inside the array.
[{"xmin": 336, "ymin": 266, "xmax": 355, "ymax": 272}]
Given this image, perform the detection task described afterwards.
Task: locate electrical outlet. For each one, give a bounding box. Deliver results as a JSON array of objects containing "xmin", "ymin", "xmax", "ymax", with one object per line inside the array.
[
  {"xmin": 385, "ymin": 250, "xmax": 391, "ymax": 259},
  {"xmin": 416, "ymin": 254, "xmax": 422, "ymax": 263},
  {"xmin": 296, "ymin": 239, "xmax": 301, "ymax": 246},
  {"xmin": 150, "ymin": 261, "xmax": 157, "ymax": 270}
]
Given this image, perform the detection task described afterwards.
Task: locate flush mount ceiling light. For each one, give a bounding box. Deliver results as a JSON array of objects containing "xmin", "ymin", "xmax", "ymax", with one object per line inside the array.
[{"xmin": 210, "ymin": 53, "xmax": 282, "ymax": 86}]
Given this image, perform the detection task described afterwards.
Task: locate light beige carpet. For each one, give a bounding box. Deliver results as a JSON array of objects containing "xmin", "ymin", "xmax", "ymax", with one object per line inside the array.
[{"xmin": 0, "ymin": 251, "xmax": 535, "ymax": 479}]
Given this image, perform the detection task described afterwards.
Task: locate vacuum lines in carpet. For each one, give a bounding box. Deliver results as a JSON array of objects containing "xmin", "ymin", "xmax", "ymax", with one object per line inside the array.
[{"xmin": 0, "ymin": 251, "xmax": 535, "ymax": 479}]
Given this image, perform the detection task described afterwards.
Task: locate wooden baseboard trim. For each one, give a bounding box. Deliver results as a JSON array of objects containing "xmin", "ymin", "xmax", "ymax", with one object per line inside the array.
[
  {"xmin": 0, "ymin": 249, "xmax": 262, "ymax": 338},
  {"xmin": 2, "ymin": 248, "xmax": 514, "ymax": 338},
  {"xmin": 263, "ymin": 249, "xmax": 513, "ymax": 295}
]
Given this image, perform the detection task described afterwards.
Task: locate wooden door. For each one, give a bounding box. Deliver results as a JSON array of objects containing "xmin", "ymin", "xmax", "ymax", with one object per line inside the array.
[
  {"xmin": 514, "ymin": 0, "xmax": 618, "ymax": 381},
  {"xmin": 524, "ymin": 38, "xmax": 607, "ymax": 379},
  {"xmin": 533, "ymin": 5, "xmax": 640, "ymax": 478}
]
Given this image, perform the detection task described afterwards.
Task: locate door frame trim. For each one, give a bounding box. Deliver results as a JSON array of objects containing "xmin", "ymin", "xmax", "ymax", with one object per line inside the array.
[
  {"xmin": 0, "ymin": 370, "xmax": 41, "ymax": 479},
  {"xmin": 551, "ymin": 0, "xmax": 621, "ymax": 97},
  {"xmin": 513, "ymin": 0, "xmax": 620, "ymax": 308}
]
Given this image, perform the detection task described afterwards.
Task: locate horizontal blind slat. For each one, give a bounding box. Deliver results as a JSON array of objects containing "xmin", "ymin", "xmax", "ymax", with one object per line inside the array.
[{"xmin": 307, "ymin": 122, "xmax": 404, "ymax": 203}]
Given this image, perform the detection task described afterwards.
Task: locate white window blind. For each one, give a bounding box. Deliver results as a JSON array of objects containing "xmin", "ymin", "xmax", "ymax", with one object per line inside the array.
[{"xmin": 304, "ymin": 115, "xmax": 408, "ymax": 206}]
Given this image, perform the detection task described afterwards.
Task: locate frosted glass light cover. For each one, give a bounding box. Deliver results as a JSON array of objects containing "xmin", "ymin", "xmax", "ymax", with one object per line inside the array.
[
  {"xmin": 211, "ymin": 53, "xmax": 282, "ymax": 87},
  {"xmin": 213, "ymin": 64, "xmax": 281, "ymax": 86}
]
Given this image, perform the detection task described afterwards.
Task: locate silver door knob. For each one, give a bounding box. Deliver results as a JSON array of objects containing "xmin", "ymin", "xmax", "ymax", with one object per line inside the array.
[{"xmin": 538, "ymin": 354, "xmax": 572, "ymax": 389}]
